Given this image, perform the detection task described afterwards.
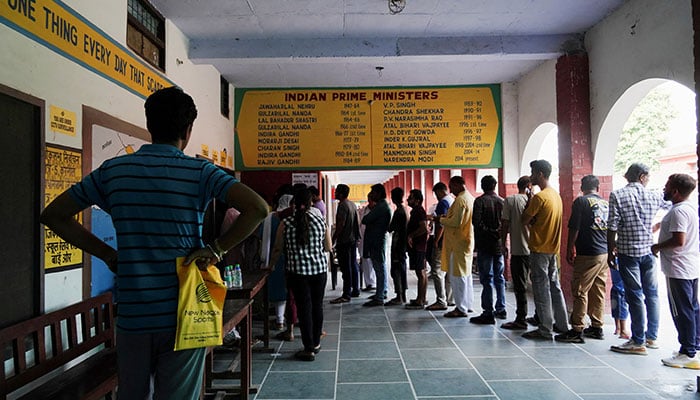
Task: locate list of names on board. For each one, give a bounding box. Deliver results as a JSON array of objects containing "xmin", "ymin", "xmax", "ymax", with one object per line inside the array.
[{"xmin": 235, "ymin": 86, "xmax": 501, "ymax": 170}]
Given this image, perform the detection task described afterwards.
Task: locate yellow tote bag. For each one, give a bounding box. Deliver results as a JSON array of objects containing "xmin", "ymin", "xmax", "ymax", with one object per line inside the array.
[{"xmin": 174, "ymin": 257, "xmax": 227, "ymax": 351}]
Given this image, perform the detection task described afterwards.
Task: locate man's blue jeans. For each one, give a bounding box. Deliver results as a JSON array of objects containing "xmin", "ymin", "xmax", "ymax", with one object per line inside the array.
[
  {"xmin": 618, "ymin": 254, "xmax": 659, "ymax": 345},
  {"xmin": 476, "ymin": 251, "xmax": 506, "ymax": 315}
]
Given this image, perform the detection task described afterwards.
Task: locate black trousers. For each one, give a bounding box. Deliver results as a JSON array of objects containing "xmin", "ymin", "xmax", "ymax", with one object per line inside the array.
[{"xmin": 288, "ymin": 271, "xmax": 327, "ymax": 352}]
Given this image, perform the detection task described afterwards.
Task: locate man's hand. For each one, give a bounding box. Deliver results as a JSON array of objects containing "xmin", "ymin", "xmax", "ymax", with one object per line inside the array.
[
  {"xmin": 651, "ymin": 243, "xmax": 660, "ymax": 256},
  {"xmin": 184, "ymin": 247, "xmax": 219, "ymax": 270},
  {"xmin": 566, "ymin": 247, "xmax": 576, "ymax": 265},
  {"xmin": 607, "ymin": 250, "xmax": 618, "ymax": 270}
]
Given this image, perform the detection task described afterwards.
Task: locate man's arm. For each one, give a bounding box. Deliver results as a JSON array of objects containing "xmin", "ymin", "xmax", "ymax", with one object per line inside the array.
[
  {"xmin": 41, "ymin": 192, "xmax": 118, "ymax": 271},
  {"xmin": 607, "ymin": 230, "xmax": 618, "ymax": 268},
  {"xmin": 333, "ymin": 205, "xmax": 347, "ymax": 243},
  {"xmin": 440, "ymin": 200, "xmax": 464, "ymax": 228},
  {"xmin": 652, "ymin": 231, "xmax": 685, "ymax": 256},
  {"xmin": 267, "ymin": 223, "xmax": 286, "ymax": 269},
  {"xmin": 186, "ymin": 182, "xmax": 268, "ymax": 265},
  {"xmin": 566, "ymin": 228, "xmax": 579, "ymax": 265},
  {"xmin": 500, "ymin": 219, "xmax": 510, "ymax": 254}
]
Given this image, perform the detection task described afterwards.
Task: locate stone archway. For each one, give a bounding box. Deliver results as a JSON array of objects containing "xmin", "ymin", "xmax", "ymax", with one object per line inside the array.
[
  {"xmin": 521, "ymin": 122, "xmax": 558, "ymax": 178},
  {"xmin": 592, "ymin": 78, "xmax": 669, "ymax": 177}
]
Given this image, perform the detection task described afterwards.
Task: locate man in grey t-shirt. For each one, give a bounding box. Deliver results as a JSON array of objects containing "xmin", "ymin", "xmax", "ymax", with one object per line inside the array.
[
  {"xmin": 500, "ymin": 176, "xmax": 534, "ymax": 330},
  {"xmin": 330, "ymin": 184, "xmax": 361, "ymax": 303}
]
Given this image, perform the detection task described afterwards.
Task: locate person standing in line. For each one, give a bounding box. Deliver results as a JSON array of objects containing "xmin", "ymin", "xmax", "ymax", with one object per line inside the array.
[
  {"xmin": 406, "ymin": 189, "xmax": 430, "ymax": 309},
  {"xmin": 358, "ymin": 198, "xmax": 377, "ymax": 291},
  {"xmin": 330, "ymin": 184, "xmax": 361, "ymax": 304},
  {"xmin": 426, "ymin": 182, "xmax": 455, "ymax": 311},
  {"xmin": 652, "ymin": 174, "xmax": 700, "ymax": 369},
  {"xmin": 432, "ymin": 176, "xmax": 475, "ymax": 318},
  {"xmin": 555, "ymin": 175, "xmax": 609, "ymax": 343},
  {"xmin": 521, "ymin": 159, "xmax": 569, "ymax": 340},
  {"xmin": 608, "ymin": 163, "xmax": 670, "ymax": 355},
  {"xmin": 269, "ymin": 187, "xmax": 331, "ymax": 361},
  {"xmin": 500, "ymin": 176, "xmax": 535, "ymax": 330},
  {"xmin": 387, "ymin": 187, "xmax": 409, "ymax": 305},
  {"xmin": 362, "ymin": 184, "xmax": 392, "ymax": 307},
  {"xmin": 470, "ymin": 175, "xmax": 506, "ymax": 325},
  {"xmin": 308, "ymin": 186, "xmax": 326, "ymax": 218},
  {"xmin": 610, "ymin": 267, "xmax": 631, "ymax": 339},
  {"xmin": 40, "ymin": 87, "xmax": 268, "ymax": 399}
]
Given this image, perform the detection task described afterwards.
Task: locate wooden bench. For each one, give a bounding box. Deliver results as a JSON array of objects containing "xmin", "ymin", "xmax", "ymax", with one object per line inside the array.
[{"xmin": 0, "ymin": 292, "xmax": 117, "ymax": 400}]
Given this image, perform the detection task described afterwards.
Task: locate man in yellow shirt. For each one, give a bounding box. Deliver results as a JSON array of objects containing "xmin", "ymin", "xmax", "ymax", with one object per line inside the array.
[
  {"xmin": 434, "ymin": 176, "xmax": 475, "ymax": 318},
  {"xmin": 521, "ymin": 160, "xmax": 569, "ymax": 339}
]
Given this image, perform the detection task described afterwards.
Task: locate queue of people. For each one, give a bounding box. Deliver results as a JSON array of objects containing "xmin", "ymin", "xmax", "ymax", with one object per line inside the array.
[{"xmin": 328, "ymin": 161, "xmax": 700, "ymax": 371}]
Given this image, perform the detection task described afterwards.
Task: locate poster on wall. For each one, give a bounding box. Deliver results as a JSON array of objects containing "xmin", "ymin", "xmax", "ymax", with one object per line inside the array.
[
  {"xmin": 234, "ymin": 85, "xmax": 502, "ymax": 171},
  {"xmin": 44, "ymin": 144, "xmax": 83, "ymax": 271}
]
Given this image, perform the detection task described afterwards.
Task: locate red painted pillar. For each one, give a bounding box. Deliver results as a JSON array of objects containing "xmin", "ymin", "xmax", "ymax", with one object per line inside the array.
[
  {"xmin": 439, "ymin": 169, "xmax": 451, "ymax": 185},
  {"xmin": 412, "ymin": 169, "xmax": 421, "ymax": 192},
  {"xmin": 424, "ymin": 169, "xmax": 435, "ymax": 211},
  {"xmin": 556, "ymin": 52, "xmax": 594, "ymax": 307},
  {"xmin": 461, "ymin": 169, "xmax": 477, "ymax": 193}
]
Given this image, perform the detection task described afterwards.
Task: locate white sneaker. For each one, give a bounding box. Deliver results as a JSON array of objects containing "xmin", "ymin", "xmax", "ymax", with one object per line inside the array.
[
  {"xmin": 645, "ymin": 339, "xmax": 659, "ymax": 349},
  {"xmin": 661, "ymin": 353, "xmax": 700, "ymax": 369}
]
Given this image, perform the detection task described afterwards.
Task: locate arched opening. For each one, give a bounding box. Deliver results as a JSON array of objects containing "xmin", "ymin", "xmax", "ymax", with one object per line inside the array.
[{"xmin": 521, "ymin": 122, "xmax": 559, "ymax": 191}]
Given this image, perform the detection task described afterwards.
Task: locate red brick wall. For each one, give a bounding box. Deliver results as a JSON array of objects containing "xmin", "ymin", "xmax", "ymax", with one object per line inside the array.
[{"xmin": 556, "ymin": 53, "xmax": 593, "ymax": 306}]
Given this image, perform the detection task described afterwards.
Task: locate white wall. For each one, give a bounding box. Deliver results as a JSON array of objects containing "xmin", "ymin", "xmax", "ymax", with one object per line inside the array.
[
  {"xmin": 0, "ymin": 0, "xmax": 233, "ymax": 311},
  {"xmin": 586, "ymin": 0, "xmax": 693, "ymax": 175},
  {"xmin": 514, "ymin": 59, "xmax": 557, "ymax": 180}
]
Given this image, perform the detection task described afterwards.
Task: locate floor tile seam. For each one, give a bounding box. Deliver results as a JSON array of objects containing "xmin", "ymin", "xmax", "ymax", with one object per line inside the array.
[
  {"xmin": 338, "ymin": 339, "xmax": 395, "ymax": 343},
  {"xmin": 485, "ymin": 378, "xmax": 559, "ymax": 382},
  {"xmin": 430, "ymin": 311, "xmax": 501, "ymax": 398},
  {"xmin": 566, "ymin": 342, "xmax": 663, "ymax": 396},
  {"xmin": 333, "ymin": 305, "xmax": 344, "ymax": 400},
  {"xmin": 267, "ymin": 370, "xmax": 337, "ymax": 374},
  {"xmin": 336, "ymin": 379, "xmax": 411, "ymax": 384},
  {"xmin": 335, "ymin": 381, "xmax": 414, "ymax": 386},
  {"xmin": 492, "ymin": 327, "xmax": 585, "ymax": 399},
  {"xmin": 253, "ymin": 338, "xmax": 286, "ymax": 395},
  {"xmin": 405, "ymin": 367, "xmax": 475, "ymax": 371},
  {"xmin": 415, "ymin": 395, "xmax": 498, "ymax": 399},
  {"xmin": 574, "ymin": 391, "xmax": 656, "ymax": 395},
  {"xmin": 339, "ymin": 357, "xmax": 402, "ymax": 361},
  {"xmin": 385, "ymin": 305, "xmax": 421, "ymax": 400}
]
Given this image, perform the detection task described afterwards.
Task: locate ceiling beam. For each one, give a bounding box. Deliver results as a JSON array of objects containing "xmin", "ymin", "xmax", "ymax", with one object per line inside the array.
[{"xmin": 189, "ymin": 34, "xmax": 581, "ymax": 62}]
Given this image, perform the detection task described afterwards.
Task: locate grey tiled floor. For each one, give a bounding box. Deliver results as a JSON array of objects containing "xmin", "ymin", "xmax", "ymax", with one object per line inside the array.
[{"xmin": 215, "ymin": 273, "xmax": 700, "ymax": 399}]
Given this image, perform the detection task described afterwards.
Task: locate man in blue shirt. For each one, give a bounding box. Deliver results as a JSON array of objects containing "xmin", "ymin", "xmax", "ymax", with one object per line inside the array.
[
  {"xmin": 41, "ymin": 87, "xmax": 268, "ymax": 399},
  {"xmin": 426, "ymin": 182, "xmax": 454, "ymax": 311}
]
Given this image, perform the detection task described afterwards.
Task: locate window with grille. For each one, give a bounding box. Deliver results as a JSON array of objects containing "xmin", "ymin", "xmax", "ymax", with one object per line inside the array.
[{"xmin": 126, "ymin": 0, "xmax": 165, "ymax": 71}]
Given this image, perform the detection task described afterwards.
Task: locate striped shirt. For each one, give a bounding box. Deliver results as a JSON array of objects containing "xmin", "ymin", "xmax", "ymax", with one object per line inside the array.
[
  {"xmin": 282, "ymin": 210, "xmax": 328, "ymax": 275},
  {"xmin": 68, "ymin": 144, "xmax": 238, "ymax": 333},
  {"xmin": 608, "ymin": 182, "xmax": 669, "ymax": 257}
]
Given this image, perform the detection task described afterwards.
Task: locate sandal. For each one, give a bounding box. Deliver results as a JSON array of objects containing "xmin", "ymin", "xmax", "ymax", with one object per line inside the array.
[
  {"xmin": 444, "ymin": 309, "xmax": 469, "ymax": 318},
  {"xmin": 275, "ymin": 330, "xmax": 294, "ymax": 341}
]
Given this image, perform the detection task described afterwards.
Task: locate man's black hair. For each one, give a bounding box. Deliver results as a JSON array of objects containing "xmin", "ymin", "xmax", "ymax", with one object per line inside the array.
[
  {"xmin": 370, "ymin": 183, "xmax": 387, "ymax": 200},
  {"xmin": 391, "ymin": 187, "xmax": 404, "ymax": 203},
  {"xmin": 433, "ymin": 182, "xmax": 447, "ymax": 193},
  {"xmin": 624, "ymin": 163, "xmax": 650, "ymax": 183},
  {"xmin": 580, "ymin": 175, "xmax": 600, "ymax": 192},
  {"xmin": 530, "ymin": 160, "xmax": 552, "ymax": 179},
  {"xmin": 516, "ymin": 176, "xmax": 530, "ymax": 191},
  {"xmin": 409, "ymin": 189, "xmax": 424, "ymax": 203},
  {"xmin": 335, "ymin": 184, "xmax": 350, "ymax": 197},
  {"xmin": 144, "ymin": 86, "xmax": 197, "ymax": 143},
  {"xmin": 481, "ymin": 175, "xmax": 497, "ymax": 192}
]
